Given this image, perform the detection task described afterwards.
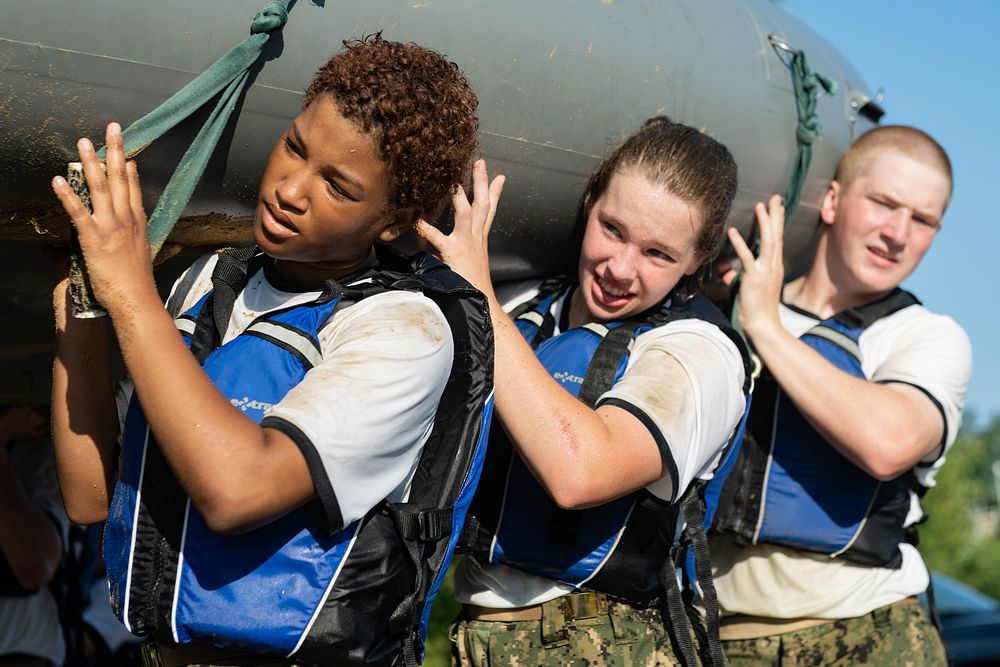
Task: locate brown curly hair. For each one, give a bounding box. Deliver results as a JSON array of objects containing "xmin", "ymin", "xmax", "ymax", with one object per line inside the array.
[{"xmin": 304, "ymin": 34, "xmax": 479, "ymax": 221}]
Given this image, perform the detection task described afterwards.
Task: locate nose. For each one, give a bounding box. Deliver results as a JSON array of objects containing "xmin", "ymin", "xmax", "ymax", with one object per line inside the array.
[
  {"xmin": 880, "ymin": 208, "xmax": 910, "ymax": 249},
  {"xmin": 605, "ymin": 245, "xmax": 639, "ymax": 284},
  {"xmin": 275, "ymin": 166, "xmax": 308, "ymax": 214}
]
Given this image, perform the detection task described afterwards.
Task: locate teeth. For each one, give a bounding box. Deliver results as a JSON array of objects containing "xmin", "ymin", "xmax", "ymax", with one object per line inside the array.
[{"xmin": 598, "ymin": 278, "xmax": 627, "ymax": 297}]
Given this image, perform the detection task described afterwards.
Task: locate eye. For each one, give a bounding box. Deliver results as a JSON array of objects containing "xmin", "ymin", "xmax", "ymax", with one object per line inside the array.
[
  {"xmin": 601, "ymin": 220, "xmax": 623, "ymax": 239},
  {"xmin": 646, "ymin": 248, "xmax": 675, "ymax": 262},
  {"xmin": 326, "ymin": 179, "xmax": 355, "ymax": 202},
  {"xmin": 284, "ymin": 137, "xmax": 302, "ymax": 157},
  {"xmin": 914, "ymin": 216, "xmax": 938, "ymax": 229}
]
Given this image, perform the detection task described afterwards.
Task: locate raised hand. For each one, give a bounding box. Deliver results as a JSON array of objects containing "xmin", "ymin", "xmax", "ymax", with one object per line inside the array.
[
  {"xmin": 50, "ymin": 123, "xmax": 156, "ymax": 316},
  {"xmin": 416, "ymin": 159, "xmax": 504, "ymax": 298},
  {"xmin": 728, "ymin": 194, "xmax": 785, "ymax": 337}
]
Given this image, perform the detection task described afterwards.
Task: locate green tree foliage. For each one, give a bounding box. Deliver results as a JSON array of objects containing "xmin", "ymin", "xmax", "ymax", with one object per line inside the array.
[
  {"xmin": 921, "ymin": 413, "xmax": 1000, "ymax": 600},
  {"xmin": 424, "ymin": 560, "xmax": 461, "ymax": 667}
]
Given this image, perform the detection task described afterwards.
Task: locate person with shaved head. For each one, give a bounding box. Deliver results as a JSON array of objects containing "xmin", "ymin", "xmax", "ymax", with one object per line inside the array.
[{"xmin": 710, "ymin": 125, "xmax": 971, "ymax": 665}]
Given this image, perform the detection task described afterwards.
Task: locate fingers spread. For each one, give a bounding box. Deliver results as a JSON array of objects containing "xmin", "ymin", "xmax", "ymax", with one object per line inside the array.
[
  {"xmin": 414, "ymin": 219, "xmax": 447, "ymax": 250},
  {"xmin": 51, "ymin": 176, "xmax": 92, "ymax": 228},
  {"xmin": 451, "ymin": 183, "xmax": 471, "ymax": 220},
  {"xmin": 727, "ymin": 227, "xmax": 756, "ymax": 269},
  {"xmin": 126, "ymin": 160, "xmax": 147, "ymax": 226},
  {"xmin": 105, "ymin": 122, "xmax": 130, "ymax": 214},
  {"xmin": 77, "ymin": 137, "xmax": 110, "ymax": 216}
]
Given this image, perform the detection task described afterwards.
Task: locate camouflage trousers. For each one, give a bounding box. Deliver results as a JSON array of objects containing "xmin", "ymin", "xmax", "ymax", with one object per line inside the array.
[
  {"xmin": 451, "ymin": 595, "xmax": 699, "ymax": 667},
  {"xmin": 722, "ymin": 598, "xmax": 946, "ymax": 667}
]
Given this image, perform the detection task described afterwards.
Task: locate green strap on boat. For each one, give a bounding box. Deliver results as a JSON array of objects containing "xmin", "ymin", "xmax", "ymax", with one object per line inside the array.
[
  {"xmin": 728, "ymin": 38, "xmax": 835, "ymax": 350},
  {"xmin": 96, "ymin": 0, "xmax": 290, "ymax": 255},
  {"xmin": 776, "ymin": 37, "xmax": 837, "ymax": 230}
]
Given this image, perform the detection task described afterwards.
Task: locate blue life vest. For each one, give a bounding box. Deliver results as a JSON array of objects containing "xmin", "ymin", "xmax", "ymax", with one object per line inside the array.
[
  {"xmin": 711, "ymin": 288, "xmax": 931, "ymax": 568},
  {"xmin": 462, "ymin": 277, "xmax": 751, "ymax": 601},
  {"xmin": 103, "ymin": 246, "xmax": 494, "ymax": 666}
]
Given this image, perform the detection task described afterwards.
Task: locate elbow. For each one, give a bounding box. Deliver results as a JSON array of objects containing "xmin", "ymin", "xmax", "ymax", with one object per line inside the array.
[
  {"xmin": 547, "ymin": 473, "xmax": 605, "ymax": 511},
  {"xmin": 64, "ymin": 501, "xmax": 108, "ymax": 527},
  {"xmin": 196, "ymin": 492, "xmax": 264, "ymax": 535},
  {"xmin": 854, "ymin": 430, "xmax": 930, "ymax": 481},
  {"xmin": 864, "ymin": 461, "xmax": 908, "ymax": 482}
]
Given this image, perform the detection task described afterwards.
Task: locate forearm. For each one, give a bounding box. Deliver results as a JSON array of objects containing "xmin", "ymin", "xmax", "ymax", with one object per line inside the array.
[
  {"xmin": 51, "ymin": 280, "xmax": 120, "ymax": 523},
  {"xmin": 489, "ymin": 296, "xmax": 662, "ymax": 508},
  {"xmin": 106, "ymin": 288, "xmax": 313, "ymax": 532},
  {"xmin": 0, "ymin": 461, "xmax": 62, "ymax": 589},
  {"xmin": 750, "ymin": 320, "xmax": 941, "ymax": 479}
]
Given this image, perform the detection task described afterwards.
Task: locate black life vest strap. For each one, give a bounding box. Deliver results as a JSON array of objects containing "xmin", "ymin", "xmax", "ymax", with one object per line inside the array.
[
  {"xmin": 210, "ymin": 247, "xmax": 261, "ymax": 343},
  {"xmin": 659, "ymin": 545, "xmax": 699, "ymax": 667},
  {"xmin": 578, "ymin": 322, "xmax": 641, "ymax": 407},
  {"xmin": 833, "ymin": 288, "xmax": 919, "ymax": 329},
  {"xmin": 681, "ymin": 489, "xmax": 725, "ymax": 667}
]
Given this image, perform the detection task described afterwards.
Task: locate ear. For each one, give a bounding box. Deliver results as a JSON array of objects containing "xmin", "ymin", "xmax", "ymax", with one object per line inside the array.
[
  {"xmin": 820, "ymin": 180, "xmax": 841, "ymax": 226},
  {"xmin": 683, "ymin": 254, "xmax": 703, "ymax": 277},
  {"xmin": 377, "ymin": 206, "xmax": 421, "ymax": 243}
]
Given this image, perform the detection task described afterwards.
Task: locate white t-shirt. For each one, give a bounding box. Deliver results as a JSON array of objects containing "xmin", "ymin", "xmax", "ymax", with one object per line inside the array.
[
  {"xmin": 454, "ymin": 281, "xmax": 747, "ymax": 608},
  {"xmin": 122, "ymin": 251, "xmax": 455, "ymax": 533},
  {"xmin": 0, "ymin": 439, "xmax": 69, "ymax": 664},
  {"xmin": 711, "ymin": 296, "xmax": 972, "ymax": 624}
]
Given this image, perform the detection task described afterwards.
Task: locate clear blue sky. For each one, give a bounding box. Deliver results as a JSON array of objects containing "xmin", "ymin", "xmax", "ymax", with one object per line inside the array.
[{"xmin": 782, "ymin": 0, "xmax": 1000, "ymax": 425}]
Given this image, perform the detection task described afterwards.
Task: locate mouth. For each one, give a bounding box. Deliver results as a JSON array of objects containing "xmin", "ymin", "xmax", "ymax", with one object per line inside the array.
[
  {"xmin": 591, "ymin": 273, "xmax": 634, "ymax": 308},
  {"xmin": 259, "ymin": 201, "xmax": 299, "ymax": 238},
  {"xmin": 867, "ymin": 245, "xmax": 899, "ymax": 266}
]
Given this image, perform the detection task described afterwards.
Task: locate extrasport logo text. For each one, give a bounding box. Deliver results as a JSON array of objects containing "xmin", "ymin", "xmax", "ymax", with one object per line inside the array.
[
  {"xmin": 231, "ymin": 396, "xmax": 274, "ymax": 413},
  {"xmin": 552, "ymin": 371, "xmax": 584, "ymax": 385}
]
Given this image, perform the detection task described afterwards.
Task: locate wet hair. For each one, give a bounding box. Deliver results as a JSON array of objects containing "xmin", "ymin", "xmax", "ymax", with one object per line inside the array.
[
  {"xmin": 304, "ymin": 34, "xmax": 479, "ymax": 220},
  {"xmin": 835, "ymin": 125, "xmax": 952, "ymax": 206},
  {"xmin": 582, "ymin": 117, "xmax": 738, "ymax": 267}
]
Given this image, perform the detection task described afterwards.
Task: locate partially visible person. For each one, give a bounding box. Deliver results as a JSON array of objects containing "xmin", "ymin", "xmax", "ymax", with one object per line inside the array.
[
  {"xmin": 711, "ymin": 125, "xmax": 972, "ymax": 665},
  {"xmin": 49, "ymin": 34, "xmax": 490, "ymax": 665},
  {"xmin": 0, "ymin": 406, "xmax": 67, "ymax": 667},
  {"xmin": 421, "ymin": 117, "xmax": 751, "ymax": 666}
]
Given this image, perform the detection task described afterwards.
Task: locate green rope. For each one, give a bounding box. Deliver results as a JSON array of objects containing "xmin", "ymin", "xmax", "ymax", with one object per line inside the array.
[
  {"xmin": 779, "ymin": 44, "xmax": 837, "ymax": 232},
  {"xmin": 96, "ymin": 0, "xmax": 290, "ymax": 255},
  {"xmin": 728, "ymin": 39, "xmax": 835, "ymax": 347}
]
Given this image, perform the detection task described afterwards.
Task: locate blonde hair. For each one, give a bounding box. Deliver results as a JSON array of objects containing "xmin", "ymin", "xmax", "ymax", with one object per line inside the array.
[{"xmin": 836, "ymin": 125, "xmax": 952, "ymax": 204}]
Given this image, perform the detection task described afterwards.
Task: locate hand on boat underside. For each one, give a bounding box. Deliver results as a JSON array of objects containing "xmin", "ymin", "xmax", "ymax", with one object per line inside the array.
[
  {"xmin": 51, "ymin": 122, "xmax": 158, "ymax": 316},
  {"xmin": 728, "ymin": 193, "xmax": 785, "ymax": 338},
  {"xmin": 416, "ymin": 159, "xmax": 504, "ymax": 299}
]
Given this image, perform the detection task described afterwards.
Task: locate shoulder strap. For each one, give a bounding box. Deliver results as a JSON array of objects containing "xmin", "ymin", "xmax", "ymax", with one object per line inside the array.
[
  {"xmin": 833, "ymin": 288, "xmax": 920, "ymax": 329},
  {"xmin": 577, "ymin": 322, "xmax": 641, "ymax": 407},
  {"xmin": 508, "ymin": 276, "xmax": 571, "ymax": 348},
  {"xmin": 210, "ymin": 246, "xmax": 265, "ymax": 342}
]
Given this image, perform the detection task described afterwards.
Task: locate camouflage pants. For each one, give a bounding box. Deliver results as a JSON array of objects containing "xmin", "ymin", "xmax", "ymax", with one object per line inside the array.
[
  {"xmin": 451, "ymin": 598, "xmax": 698, "ymax": 667},
  {"xmin": 722, "ymin": 599, "xmax": 946, "ymax": 667}
]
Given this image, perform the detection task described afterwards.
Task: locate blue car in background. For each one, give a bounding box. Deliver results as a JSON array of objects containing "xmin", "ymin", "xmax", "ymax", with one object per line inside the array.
[{"xmin": 923, "ymin": 574, "xmax": 1000, "ymax": 666}]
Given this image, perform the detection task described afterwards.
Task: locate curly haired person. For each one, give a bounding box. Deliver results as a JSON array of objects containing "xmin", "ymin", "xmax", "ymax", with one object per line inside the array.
[{"xmin": 50, "ymin": 35, "xmax": 490, "ymax": 666}]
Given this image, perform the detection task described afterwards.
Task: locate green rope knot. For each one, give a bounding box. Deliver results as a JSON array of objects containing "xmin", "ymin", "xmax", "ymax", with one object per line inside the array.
[{"xmin": 251, "ymin": 1, "xmax": 289, "ymax": 34}]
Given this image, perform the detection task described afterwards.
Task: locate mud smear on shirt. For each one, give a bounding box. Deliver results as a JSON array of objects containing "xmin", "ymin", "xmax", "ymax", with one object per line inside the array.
[{"xmin": 637, "ymin": 353, "xmax": 691, "ymax": 426}]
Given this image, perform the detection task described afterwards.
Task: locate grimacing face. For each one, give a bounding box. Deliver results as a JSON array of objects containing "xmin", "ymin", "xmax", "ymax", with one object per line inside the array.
[
  {"xmin": 821, "ymin": 150, "xmax": 950, "ymax": 300},
  {"xmin": 571, "ymin": 169, "xmax": 702, "ymax": 326},
  {"xmin": 254, "ymin": 95, "xmax": 413, "ymax": 284}
]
